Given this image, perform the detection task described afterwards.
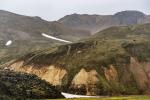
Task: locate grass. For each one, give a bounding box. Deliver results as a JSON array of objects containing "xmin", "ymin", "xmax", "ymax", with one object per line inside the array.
[{"xmin": 45, "ymin": 95, "xmax": 150, "ymax": 100}]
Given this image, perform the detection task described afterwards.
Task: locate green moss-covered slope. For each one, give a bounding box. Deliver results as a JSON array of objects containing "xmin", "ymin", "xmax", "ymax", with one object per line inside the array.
[{"xmin": 0, "ymin": 70, "xmax": 64, "ymax": 99}]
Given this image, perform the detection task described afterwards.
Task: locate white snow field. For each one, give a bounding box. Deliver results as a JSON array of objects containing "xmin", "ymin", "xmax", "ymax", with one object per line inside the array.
[
  {"xmin": 61, "ymin": 92, "xmax": 100, "ymax": 99},
  {"xmin": 41, "ymin": 33, "xmax": 72, "ymax": 43},
  {"xmin": 5, "ymin": 40, "xmax": 12, "ymax": 46}
]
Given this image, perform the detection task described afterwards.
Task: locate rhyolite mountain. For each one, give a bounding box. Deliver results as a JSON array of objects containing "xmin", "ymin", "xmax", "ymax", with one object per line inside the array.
[
  {"xmin": 7, "ymin": 23, "xmax": 150, "ymax": 96},
  {"xmin": 0, "ymin": 70, "xmax": 64, "ymax": 99},
  {"xmin": 59, "ymin": 10, "xmax": 150, "ymax": 33},
  {"xmin": 0, "ymin": 10, "xmax": 90, "ymax": 64}
]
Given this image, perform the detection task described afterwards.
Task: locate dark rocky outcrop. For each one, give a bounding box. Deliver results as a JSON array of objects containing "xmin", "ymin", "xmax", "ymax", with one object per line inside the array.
[{"xmin": 0, "ymin": 70, "xmax": 64, "ymax": 99}]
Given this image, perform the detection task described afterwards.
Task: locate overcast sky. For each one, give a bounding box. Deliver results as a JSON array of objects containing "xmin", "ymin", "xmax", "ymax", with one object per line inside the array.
[{"xmin": 0, "ymin": 0, "xmax": 150, "ymax": 21}]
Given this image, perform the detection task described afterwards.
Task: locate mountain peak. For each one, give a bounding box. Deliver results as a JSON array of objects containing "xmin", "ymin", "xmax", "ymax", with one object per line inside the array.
[
  {"xmin": 113, "ymin": 10, "xmax": 146, "ymax": 25},
  {"xmin": 114, "ymin": 10, "xmax": 146, "ymax": 17}
]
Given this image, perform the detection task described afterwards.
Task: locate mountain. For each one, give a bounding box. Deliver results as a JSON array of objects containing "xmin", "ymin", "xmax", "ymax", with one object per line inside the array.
[
  {"xmin": 0, "ymin": 10, "xmax": 90, "ymax": 64},
  {"xmin": 7, "ymin": 23, "xmax": 150, "ymax": 96},
  {"xmin": 0, "ymin": 70, "xmax": 64, "ymax": 99},
  {"xmin": 59, "ymin": 10, "xmax": 150, "ymax": 33}
]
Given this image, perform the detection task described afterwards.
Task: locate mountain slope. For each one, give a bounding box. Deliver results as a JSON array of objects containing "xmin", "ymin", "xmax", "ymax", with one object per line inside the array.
[
  {"xmin": 7, "ymin": 23, "xmax": 150, "ymax": 96},
  {"xmin": 59, "ymin": 10, "xmax": 150, "ymax": 33}
]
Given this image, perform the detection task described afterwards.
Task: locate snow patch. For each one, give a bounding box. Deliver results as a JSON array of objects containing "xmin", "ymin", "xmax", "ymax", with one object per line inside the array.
[
  {"xmin": 41, "ymin": 33, "xmax": 72, "ymax": 43},
  {"xmin": 5, "ymin": 40, "xmax": 12, "ymax": 46},
  {"xmin": 61, "ymin": 92, "xmax": 100, "ymax": 99}
]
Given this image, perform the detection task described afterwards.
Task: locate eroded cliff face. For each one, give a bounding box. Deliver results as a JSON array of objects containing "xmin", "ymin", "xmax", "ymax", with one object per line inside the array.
[
  {"xmin": 129, "ymin": 57, "xmax": 150, "ymax": 93},
  {"xmin": 70, "ymin": 68, "xmax": 99, "ymax": 95},
  {"xmin": 8, "ymin": 57, "xmax": 150, "ymax": 95},
  {"xmin": 104, "ymin": 65, "xmax": 118, "ymax": 82},
  {"xmin": 9, "ymin": 61, "xmax": 68, "ymax": 86}
]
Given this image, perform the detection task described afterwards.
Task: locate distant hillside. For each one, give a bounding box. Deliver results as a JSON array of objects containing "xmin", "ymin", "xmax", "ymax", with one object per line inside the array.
[
  {"xmin": 0, "ymin": 10, "xmax": 90, "ymax": 41},
  {"xmin": 7, "ymin": 23, "xmax": 150, "ymax": 96},
  {"xmin": 0, "ymin": 70, "xmax": 64, "ymax": 99},
  {"xmin": 59, "ymin": 10, "xmax": 150, "ymax": 33}
]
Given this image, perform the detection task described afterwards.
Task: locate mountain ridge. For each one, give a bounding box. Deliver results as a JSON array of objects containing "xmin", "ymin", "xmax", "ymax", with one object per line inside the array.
[{"xmin": 59, "ymin": 10, "xmax": 150, "ymax": 33}]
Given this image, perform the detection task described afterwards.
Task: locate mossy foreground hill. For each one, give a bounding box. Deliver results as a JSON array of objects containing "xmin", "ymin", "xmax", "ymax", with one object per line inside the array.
[
  {"xmin": 0, "ymin": 70, "xmax": 64, "ymax": 99},
  {"xmin": 8, "ymin": 24, "xmax": 150, "ymax": 96}
]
